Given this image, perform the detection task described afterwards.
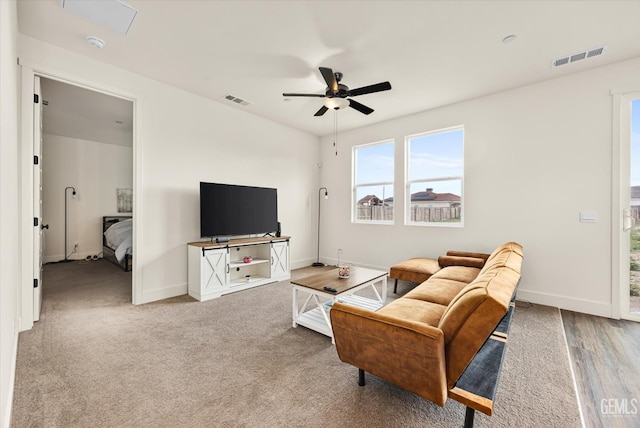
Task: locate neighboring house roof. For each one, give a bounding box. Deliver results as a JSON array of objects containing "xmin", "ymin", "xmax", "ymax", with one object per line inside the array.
[
  {"xmin": 381, "ymin": 189, "xmax": 461, "ymax": 204},
  {"xmin": 632, "ymin": 185, "xmax": 640, "ymax": 199},
  {"xmin": 358, "ymin": 195, "xmax": 382, "ymax": 205},
  {"xmin": 410, "ymin": 188, "xmax": 460, "ymax": 203}
]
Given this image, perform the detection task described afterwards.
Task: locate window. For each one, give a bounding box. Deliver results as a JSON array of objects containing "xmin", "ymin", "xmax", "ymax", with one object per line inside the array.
[
  {"xmin": 353, "ymin": 140, "xmax": 394, "ymax": 223},
  {"xmin": 406, "ymin": 126, "xmax": 464, "ymax": 226}
]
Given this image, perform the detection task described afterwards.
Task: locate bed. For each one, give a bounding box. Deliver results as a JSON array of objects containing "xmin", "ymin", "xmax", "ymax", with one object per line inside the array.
[{"xmin": 103, "ymin": 216, "xmax": 133, "ymax": 272}]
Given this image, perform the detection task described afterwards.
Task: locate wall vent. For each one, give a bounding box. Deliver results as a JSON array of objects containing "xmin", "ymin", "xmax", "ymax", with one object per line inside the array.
[
  {"xmin": 552, "ymin": 45, "xmax": 607, "ymax": 68},
  {"xmin": 224, "ymin": 94, "xmax": 250, "ymax": 106}
]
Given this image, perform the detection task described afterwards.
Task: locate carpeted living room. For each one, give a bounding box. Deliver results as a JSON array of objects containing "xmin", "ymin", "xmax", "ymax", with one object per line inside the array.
[
  {"xmin": 11, "ymin": 260, "xmax": 581, "ymax": 427},
  {"xmin": 2, "ymin": 2, "xmax": 640, "ymax": 428},
  {"xmin": 8, "ymin": 258, "xmax": 639, "ymax": 427}
]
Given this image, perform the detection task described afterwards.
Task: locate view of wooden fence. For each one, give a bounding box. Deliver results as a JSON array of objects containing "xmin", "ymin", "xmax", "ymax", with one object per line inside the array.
[
  {"xmin": 356, "ymin": 205, "xmax": 461, "ymax": 223},
  {"xmin": 411, "ymin": 206, "xmax": 461, "ymax": 223},
  {"xmin": 356, "ymin": 206, "xmax": 394, "ymax": 221}
]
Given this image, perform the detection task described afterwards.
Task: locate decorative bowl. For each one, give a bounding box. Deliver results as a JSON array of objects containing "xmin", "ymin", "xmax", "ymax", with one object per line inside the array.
[{"xmin": 338, "ymin": 265, "xmax": 350, "ymax": 279}]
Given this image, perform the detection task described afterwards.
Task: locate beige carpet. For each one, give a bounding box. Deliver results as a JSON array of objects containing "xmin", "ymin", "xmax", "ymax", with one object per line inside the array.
[{"xmin": 11, "ymin": 261, "xmax": 581, "ymax": 427}]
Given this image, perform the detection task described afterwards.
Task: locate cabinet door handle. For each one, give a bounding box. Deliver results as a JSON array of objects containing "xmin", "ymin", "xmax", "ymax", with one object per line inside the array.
[
  {"xmin": 271, "ymin": 256, "xmax": 274, "ymax": 265},
  {"xmin": 226, "ymin": 264, "xmax": 230, "ymax": 274}
]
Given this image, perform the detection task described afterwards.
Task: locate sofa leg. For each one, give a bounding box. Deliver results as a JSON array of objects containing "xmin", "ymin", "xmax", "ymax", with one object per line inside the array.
[
  {"xmin": 393, "ymin": 279, "xmax": 398, "ymax": 294},
  {"xmin": 463, "ymin": 406, "xmax": 475, "ymax": 428},
  {"xmin": 358, "ymin": 369, "xmax": 366, "ymax": 386}
]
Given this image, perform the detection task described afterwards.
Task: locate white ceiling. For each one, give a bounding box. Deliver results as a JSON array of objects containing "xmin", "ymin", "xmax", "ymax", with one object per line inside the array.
[{"xmin": 17, "ymin": 1, "xmax": 640, "ymax": 137}]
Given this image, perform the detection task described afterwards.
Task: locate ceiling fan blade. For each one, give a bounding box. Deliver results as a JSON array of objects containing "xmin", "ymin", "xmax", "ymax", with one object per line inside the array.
[
  {"xmin": 349, "ymin": 81, "xmax": 392, "ymax": 97},
  {"xmin": 348, "ymin": 99, "xmax": 374, "ymax": 115},
  {"xmin": 282, "ymin": 93, "xmax": 325, "ymax": 98},
  {"xmin": 314, "ymin": 105, "xmax": 329, "ymax": 117},
  {"xmin": 319, "ymin": 67, "xmax": 338, "ymax": 94}
]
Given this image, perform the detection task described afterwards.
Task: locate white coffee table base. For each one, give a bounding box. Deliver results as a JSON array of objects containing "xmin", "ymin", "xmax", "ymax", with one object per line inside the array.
[{"xmin": 292, "ymin": 274, "xmax": 387, "ymax": 344}]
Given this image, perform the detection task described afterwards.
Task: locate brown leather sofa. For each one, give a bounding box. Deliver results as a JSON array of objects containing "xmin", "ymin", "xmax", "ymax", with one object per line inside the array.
[{"xmin": 330, "ymin": 242, "xmax": 523, "ymax": 407}]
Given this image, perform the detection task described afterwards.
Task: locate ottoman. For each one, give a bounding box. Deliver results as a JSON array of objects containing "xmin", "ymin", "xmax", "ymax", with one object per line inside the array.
[{"xmin": 389, "ymin": 258, "xmax": 441, "ymax": 293}]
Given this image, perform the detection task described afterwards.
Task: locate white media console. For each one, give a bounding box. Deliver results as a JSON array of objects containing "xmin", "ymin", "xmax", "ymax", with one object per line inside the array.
[{"xmin": 187, "ymin": 236, "xmax": 290, "ymax": 301}]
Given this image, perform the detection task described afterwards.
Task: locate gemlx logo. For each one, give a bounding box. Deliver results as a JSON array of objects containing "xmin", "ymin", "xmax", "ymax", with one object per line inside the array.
[{"xmin": 600, "ymin": 398, "xmax": 638, "ymax": 416}]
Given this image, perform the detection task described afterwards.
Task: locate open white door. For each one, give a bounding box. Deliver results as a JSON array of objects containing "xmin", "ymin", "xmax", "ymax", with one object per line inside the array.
[
  {"xmin": 33, "ymin": 75, "xmax": 44, "ymax": 321},
  {"xmin": 618, "ymin": 92, "xmax": 640, "ymax": 322}
]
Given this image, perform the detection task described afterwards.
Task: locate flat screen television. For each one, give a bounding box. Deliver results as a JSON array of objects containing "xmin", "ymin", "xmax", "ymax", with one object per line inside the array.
[{"xmin": 200, "ymin": 182, "xmax": 278, "ymax": 238}]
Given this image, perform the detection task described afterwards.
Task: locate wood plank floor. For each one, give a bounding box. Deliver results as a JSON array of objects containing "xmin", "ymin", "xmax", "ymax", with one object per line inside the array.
[{"xmin": 561, "ymin": 310, "xmax": 640, "ymax": 428}]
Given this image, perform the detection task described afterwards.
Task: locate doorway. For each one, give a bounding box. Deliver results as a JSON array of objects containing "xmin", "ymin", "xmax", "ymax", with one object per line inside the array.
[
  {"xmin": 36, "ymin": 76, "xmax": 134, "ymax": 319},
  {"xmin": 618, "ymin": 93, "xmax": 640, "ymax": 322}
]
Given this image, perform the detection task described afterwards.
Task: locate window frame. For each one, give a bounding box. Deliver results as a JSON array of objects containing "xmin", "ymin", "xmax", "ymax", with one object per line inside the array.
[
  {"xmin": 352, "ymin": 139, "xmax": 395, "ymax": 225},
  {"xmin": 405, "ymin": 126, "xmax": 464, "ymax": 228}
]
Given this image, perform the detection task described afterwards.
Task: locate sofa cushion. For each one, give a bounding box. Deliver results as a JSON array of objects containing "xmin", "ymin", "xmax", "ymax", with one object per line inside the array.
[
  {"xmin": 378, "ymin": 297, "xmax": 446, "ymax": 327},
  {"xmin": 438, "ymin": 263, "xmax": 520, "ymax": 345},
  {"xmin": 430, "ymin": 265, "xmax": 481, "ymax": 284},
  {"xmin": 479, "ymin": 242, "xmax": 523, "ymax": 275},
  {"xmin": 404, "ymin": 278, "xmax": 469, "ymax": 307},
  {"xmin": 438, "ymin": 263, "xmax": 521, "ymax": 387}
]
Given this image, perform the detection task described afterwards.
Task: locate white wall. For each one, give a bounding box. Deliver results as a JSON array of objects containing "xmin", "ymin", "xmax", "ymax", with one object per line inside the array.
[
  {"xmin": 320, "ymin": 57, "xmax": 640, "ymax": 318},
  {"xmin": 19, "ymin": 35, "xmax": 320, "ymax": 305},
  {"xmin": 42, "ymin": 134, "xmax": 133, "ymax": 262},
  {"xmin": 0, "ymin": 1, "xmax": 20, "ymax": 426}
]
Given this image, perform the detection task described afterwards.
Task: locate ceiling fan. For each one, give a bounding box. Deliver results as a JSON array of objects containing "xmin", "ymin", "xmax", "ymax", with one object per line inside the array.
[{"xmin": 283, "ymin": 67, "xmax": 392, "ymax": 117}]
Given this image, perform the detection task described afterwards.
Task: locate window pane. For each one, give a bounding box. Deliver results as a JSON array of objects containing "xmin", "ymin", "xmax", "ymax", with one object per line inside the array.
[
  {"xmin": 408, "ymin": 129, "xmax": 463, "ymax": 181},
  {"xmin": 408, "ymin": 180, "xmax": 462, "ymax": 223},
  {"xmin": 407, "ymin": 127, "xmax": 463, "ymax": 226},
  {"xmin": 355, "ymin": 184, "xmax": 393, "ymax": 222},
  {"xmin": 353, "ymin": 141, "xmax": 394, "ymax": 223},
  {"xmin": 355, "ymin": 142, "xmax": 394, "ymax": 184}
]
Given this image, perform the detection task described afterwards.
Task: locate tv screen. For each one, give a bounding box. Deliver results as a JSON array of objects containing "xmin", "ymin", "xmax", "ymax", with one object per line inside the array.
[{"xmin": 200, "ymin": 182, "xmax": 278, "ymax": 238}]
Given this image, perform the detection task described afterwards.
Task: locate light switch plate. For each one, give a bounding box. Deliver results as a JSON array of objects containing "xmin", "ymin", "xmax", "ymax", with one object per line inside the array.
[{"xmin": 580, "ymin": 211, "xmax": 598, "ymax": 223}]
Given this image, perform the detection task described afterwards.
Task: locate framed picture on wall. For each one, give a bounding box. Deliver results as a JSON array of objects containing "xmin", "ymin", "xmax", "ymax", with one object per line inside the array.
[{"xmin": 117, "ymin": 188, "xmax": 132, "ymax": 213}]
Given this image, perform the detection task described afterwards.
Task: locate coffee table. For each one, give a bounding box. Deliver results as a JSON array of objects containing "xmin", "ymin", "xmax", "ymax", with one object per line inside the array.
[{"xmin": 291, "ymin": 267, "xmax": 387, "ymax": 343}]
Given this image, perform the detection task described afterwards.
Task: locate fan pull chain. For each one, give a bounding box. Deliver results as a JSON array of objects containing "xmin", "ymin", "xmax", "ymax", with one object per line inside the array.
[{"xmin": 333, "ymin": 109, "xmax": 338, "ymax": 156}]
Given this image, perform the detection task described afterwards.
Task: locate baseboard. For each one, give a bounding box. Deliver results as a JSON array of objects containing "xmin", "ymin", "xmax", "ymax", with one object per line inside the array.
[
  {"xmin": 290, "ymin": 258, "xmax": 317, "ymax": 270},
  {"xmin": 44, "ymin": 250, "xmax": 104, "ymax": 264},
  {"xmin": 323, "ymin": 258, "xmax": 388, "ymax": 273},
  {"xmin": 516, "ymin": 288, "xmax": 612, "ymax": 318},
  {"xmin": 3, "ymin": 328, "xmax": 19, "ymax": 428},
  {"xmin": 137, "ymin": 282, "xmax": 187, "ymax": 305}
]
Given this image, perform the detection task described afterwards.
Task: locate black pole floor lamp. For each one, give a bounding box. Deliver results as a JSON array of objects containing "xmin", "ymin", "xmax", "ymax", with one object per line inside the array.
[
  {"xmin": 61, "ymin": 186, "xmax": 76, "ymax": 263},
  {"xmin": 313, "ymin": 187, "xmax": 328, "ymax": 267}
]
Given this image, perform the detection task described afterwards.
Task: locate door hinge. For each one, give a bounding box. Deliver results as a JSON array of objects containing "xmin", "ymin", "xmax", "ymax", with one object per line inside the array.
[
  {"xmin": 34, "ymin": 94, "xmax": 39, "ymax": 104},
  {"xmin": 34, "ymin": 155, "xmax": 39, "ymax": 165},
  {"xmin": 33, "ymin": 278, "xmax": 38, "ymax": 288},
  {"xmin": 34, "ymin": 217, "xmax": 38, "ymax": 227}
]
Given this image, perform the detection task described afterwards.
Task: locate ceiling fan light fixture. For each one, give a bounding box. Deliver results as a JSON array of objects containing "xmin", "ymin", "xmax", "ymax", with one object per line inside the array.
[{"xmin": 324, "ymin": 97, "xmax": 349, "ymax": 110}]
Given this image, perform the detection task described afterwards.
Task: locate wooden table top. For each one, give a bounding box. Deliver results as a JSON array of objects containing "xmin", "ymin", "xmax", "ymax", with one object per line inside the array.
[
  {"xmin": 291, "ymin": 267, "xmax": 387, "ymax": 294},
  {"xmin": 188, "ymin": 236, "xmax": 290, "ymax": 248}
]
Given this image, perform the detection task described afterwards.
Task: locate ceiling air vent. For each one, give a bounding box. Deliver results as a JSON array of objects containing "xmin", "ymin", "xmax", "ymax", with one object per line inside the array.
[
  {"xmin": 224, "ymin": 94, "xmax": 250, "ymax": 106},
  {"xmin": 552, "ymin": 45, "xmax": 607, "ymax": 68}
]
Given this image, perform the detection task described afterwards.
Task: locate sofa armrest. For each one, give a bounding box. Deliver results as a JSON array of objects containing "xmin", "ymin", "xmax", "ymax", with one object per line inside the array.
[
  {"xmin": 438, "ymin": 255, "xmax": 486, "ymax": 269},
  {"xmin": 446, "ymin": 250, "xmax": 490, "ymax": 261},
  {"xmin": 330, "ymin": 302, "xmax": 449, "ymax": 406}
]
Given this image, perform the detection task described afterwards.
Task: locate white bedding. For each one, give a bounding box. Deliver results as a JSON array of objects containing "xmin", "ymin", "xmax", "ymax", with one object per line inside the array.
[{"xmin": 104, "ymin": 218, "xmax": 132, "ymax": 263}]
